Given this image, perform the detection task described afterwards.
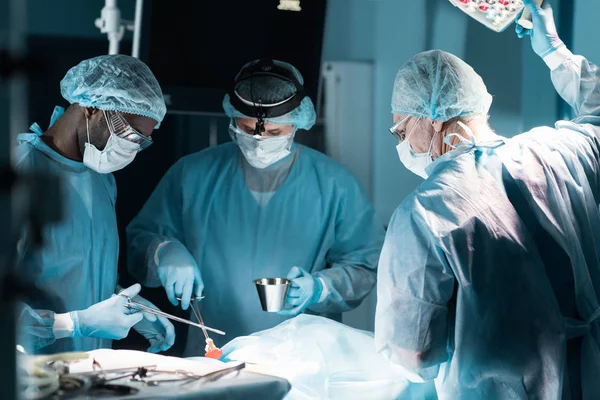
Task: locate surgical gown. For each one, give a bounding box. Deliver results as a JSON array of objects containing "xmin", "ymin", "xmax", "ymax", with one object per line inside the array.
[
  {"xmin": 15, "ymin": 108, "xmax": 119, "ymax": 353},
  {"xmin": 127, "ymin": 144, "xmax": 385, "ymax": 354},
  {"xmin": 375, "ymin": 53, "xmax": 600, "ymax": 399}
]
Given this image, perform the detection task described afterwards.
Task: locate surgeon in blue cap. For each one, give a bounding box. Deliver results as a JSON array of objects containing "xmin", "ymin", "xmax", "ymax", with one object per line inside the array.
[
  {"xmin": 375, "ymin": 1, "xmax": 600, "ymax": 398},
  {"xmin": 16, "ymin": 54, "xmax": 175, "ymax": 354},
  {"xmin": 127, "ymin": 58, "xmax": 385, "ymax": 355}
]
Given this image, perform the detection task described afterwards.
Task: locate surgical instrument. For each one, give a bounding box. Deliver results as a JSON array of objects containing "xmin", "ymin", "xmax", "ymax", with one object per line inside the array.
[
  {"xmin": 119, "ymin": 295, "xmax": 226, "ymax": 336},
  {"xmin": 188, "ymin": 301, "xmax": 209, "ymax": 340},
  {"xmin": 180, "ymin": 295, "xmax": 223, "ymax": 358},
  {"xmin": 176, "ymin": 295, "xmax": 205, "ymax": 302}
]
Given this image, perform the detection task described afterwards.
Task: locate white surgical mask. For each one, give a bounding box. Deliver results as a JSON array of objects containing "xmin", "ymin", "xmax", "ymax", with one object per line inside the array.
[
  {"xmin": 230, "ymin": 123, "xmax": 295, "ymax": 169},
  {"xmin": 396, "ymin": 139, "xmax": 434, "ymax": 180},
  {"xmin": 83, "ymin": 116, "xmax": 140, "ymax": 173},
  {"xmin": 396, "ymin": 118, "xmax": 438, "ymax": 180}
]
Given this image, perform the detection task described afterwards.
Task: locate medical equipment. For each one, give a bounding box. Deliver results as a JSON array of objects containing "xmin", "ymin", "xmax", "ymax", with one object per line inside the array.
[
  {"xmin": 229, "ymin": 58, "xmax": 308, "ymax": 136},
  {"xmin": 127, "ymin": 294, "xmax": 176, "ymax": 353},
  {"xmin": 19, "ymin": 350, "xmax": 269, "ymax": 399},
  {"xmin": 175, "ymin": 295, "xmax": 205, "ymax": 302},
  {"xmin": 448, "ymin": 0, "xmax": 538, "ymax": 33},
  {"xmin": 277, "ymin": 267, "xmax": 323, "ymax": 317},
  {"xmin": 255, "ymin": 278, "xmax": 290, "ymax": 312},
  {"xmin": 178, "ymin": 296, "xmax": 223, "ymax": 359},
  {"xmin": 104, "ymin": 110, "xmax": 152, "ymax": 151},
  {"xmin": 95, "ymin": 0, "xmax": 145, "ymax": 56},
  {"xmin": 224, "ymin": 59, "xmax": 316, "ymax": 132},
  {"xmin": 389, "ymin": 116, "xmax": 410, "ymax": 142},
  {"xmin": 119, "ymin": 294, "xmax": 226, "ymax": 336}
]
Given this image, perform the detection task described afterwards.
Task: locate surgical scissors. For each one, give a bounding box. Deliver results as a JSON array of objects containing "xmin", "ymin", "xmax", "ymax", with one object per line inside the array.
[{"xmin": 119, "ymin": 294, "xmax": 225, "ymax": 336}]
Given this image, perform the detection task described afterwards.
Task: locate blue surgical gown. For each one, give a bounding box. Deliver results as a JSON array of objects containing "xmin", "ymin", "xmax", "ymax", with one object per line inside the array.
[
  {"xmin": 375, "ymin": 54, "xmax": 600, "ymax": 399},
  {"xmin": 127, "ymin": 144, "xmax": 385, "ymax": 354},
  {"xmin": 15, "ymin": 108, "xmax": 119, "ymax": 353}
]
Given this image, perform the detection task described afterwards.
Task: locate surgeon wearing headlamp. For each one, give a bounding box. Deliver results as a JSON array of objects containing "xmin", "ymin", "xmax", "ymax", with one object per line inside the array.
[{"xmin": 127, "ymin": 58, "xmax": 385, "ymax": 354}]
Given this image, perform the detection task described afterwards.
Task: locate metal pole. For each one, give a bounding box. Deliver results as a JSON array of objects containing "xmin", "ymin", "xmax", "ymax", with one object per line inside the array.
[
  {"xmin": 132, "ymin": 0, "xmax": 144, "ymax": 58},
  {"xmin": 106, "ymin": 0, "xmax": 120, "ymax": 55},
  {"xmin": 96, "ymin": 0, "xmax": 123, "ymax": 55}
]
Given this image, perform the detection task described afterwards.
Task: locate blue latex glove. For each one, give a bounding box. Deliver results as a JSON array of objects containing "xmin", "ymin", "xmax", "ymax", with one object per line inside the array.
[
  {"xmin": 132, "ymin": 294, "xmax": 176, "ymax": 353},
  {"xmin": 157, "ymin": 242, "xmax": 204, "ymax": 310},
  {"xmin": 219, "ymin": 337, "xmax": 258, "ymax": 362},
  {"xmin": 72, "ymin": 284, "xmax": 144, "ymax": 340},
  {"xmin": 115, "ymin": 285, "xmax": 158, "ymax": 323},
  {"xmin": 277, "ymin": 267, "xmax": 323, "ymax": 317},
  {"xmin": 515, "ymin": 0, "xmax": 564, "ymax": 58}
]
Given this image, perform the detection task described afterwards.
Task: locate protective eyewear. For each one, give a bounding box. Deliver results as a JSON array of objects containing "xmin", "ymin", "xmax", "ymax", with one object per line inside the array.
[
  {"xmin": 104, "ymin": 110, "xmax": 153, "ymax": 151},
  {"xmin": 389, "ymin": 116, "xmax": 411, "ymax": 142}
]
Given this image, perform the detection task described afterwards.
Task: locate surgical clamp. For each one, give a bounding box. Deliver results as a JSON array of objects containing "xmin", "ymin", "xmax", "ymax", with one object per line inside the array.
[{"xmin": 119, "ymin": 295, "xmax": 226, "ymax": 336}]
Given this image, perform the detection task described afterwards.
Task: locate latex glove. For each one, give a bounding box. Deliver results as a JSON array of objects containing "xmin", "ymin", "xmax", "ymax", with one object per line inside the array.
[
  {"xmin": 219, "ymin": 337, "xmax": 259, "ymax": 362},
  {"xmin": 72, "ymin": 284, "xmax": 144, "ymax": 340},
  {"xmin": 515, "ymin": 0, "xmax": 564, "ymax": 58},
  {"xmin": 157, "ymin": 242, "xmax": 204, "ymax": 310},
  {"xmin": 132, "ymin": 295, "xmax": 176, "ymax": 353},
  {"xmin": 277, "ymin": 266, "xmax": 323, "ymax": 317},
  {"xmin": 115, "ymin": 285, "xmax": 157, "ymax": 323}
]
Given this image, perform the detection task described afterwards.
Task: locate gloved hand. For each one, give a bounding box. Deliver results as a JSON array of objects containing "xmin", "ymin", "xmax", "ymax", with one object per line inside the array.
[
  {"xmin": 277, "ymin": 266, "xmax": 323, "ymax": 317},
  {"xmin": 72, "ymin": 284, "xmax": 144, "ymax": 340},
  {"xmin": 516, "ymin": 0, "xmax": 564, "ymax": 58},
  {"xmin": 132, "ymin": 294, "xmax": 176, "ymax": 353},
  {"xmin": 157, "ymin": 242, "xmax": 204, "ymax": 310},
  {"xmin": 115, "ymin": 285, "xmax": 157, "ymax": 323},
  {"xmin": 219, "ymin": 337, "xmax": 258, "ymax": 362}
]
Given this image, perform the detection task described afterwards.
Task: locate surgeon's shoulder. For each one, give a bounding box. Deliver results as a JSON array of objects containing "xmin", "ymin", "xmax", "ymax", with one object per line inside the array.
[
  {"xmin": 514, "ymin": 124, "xmax": 597, "ymax": 159},
  {"xmin": 395, "ymin": 189, "xmax": 425, "ymax": 218},
  {"xmin": 14, "ymin": 137, "xmax": 41, "ymax": 172},
  {"xmin": 299, "ymin": 145, "xmax": 361, "ymax": 184},
  {"xmin": 391, "ymin": 175, "xmax": 447, "ymax": 229},
  {"xmin": 386, "ymin": 190, "xmax": 431, "ymax": 236},
  {"xmin": 172, "ymin": 142, "xmax": 238, "ymax": 174}
]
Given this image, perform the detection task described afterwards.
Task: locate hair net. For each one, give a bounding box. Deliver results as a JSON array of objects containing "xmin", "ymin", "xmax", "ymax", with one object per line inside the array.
[
  {"xmin": 223, "ymin": 60, "xmax": 317, "ymax": 130},
  {"xmin": 391, "ymin": 50, "xmax": 492, "ymax": 121},
  {"xmin": 60, "ymin": 54, "xmax": 167, "ymax": 128}
]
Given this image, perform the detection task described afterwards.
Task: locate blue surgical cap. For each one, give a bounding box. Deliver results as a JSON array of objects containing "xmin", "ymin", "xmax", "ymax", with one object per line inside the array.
[
  {"xmin": 223, "ymin": 60, "xmax": 317, "ymax": 130},
  {"xmin": 60, "ymin": 54, "xmax": 167, "ymax": 128},
  {"xmin": 391, "ymin": 50, "xmax": 492, "ymax": 121}
]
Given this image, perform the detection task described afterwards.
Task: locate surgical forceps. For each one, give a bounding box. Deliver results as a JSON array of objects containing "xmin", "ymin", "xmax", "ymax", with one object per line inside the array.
[{"xmin": 119, "ymin": 294, "xmax": 225, "ymax": 336}]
